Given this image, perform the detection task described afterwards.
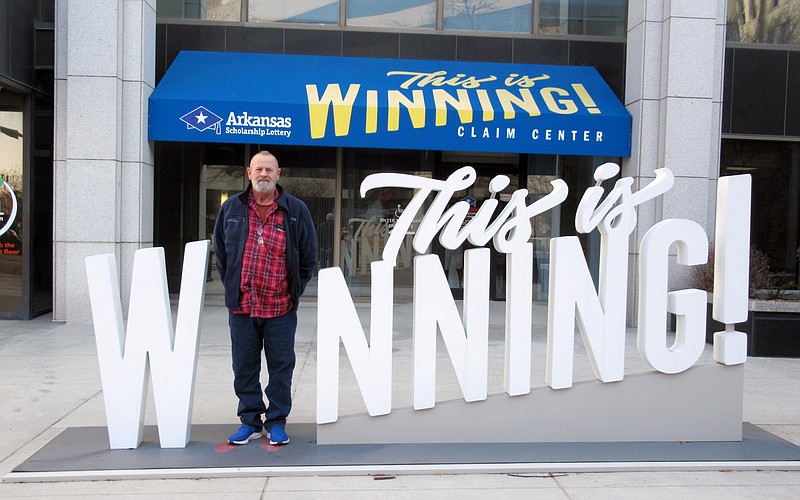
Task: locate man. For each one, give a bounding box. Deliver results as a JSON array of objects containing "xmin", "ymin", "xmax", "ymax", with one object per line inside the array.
[{"xmin": 213, "ymin": 150, "xmax": 317, "ymax": 446}]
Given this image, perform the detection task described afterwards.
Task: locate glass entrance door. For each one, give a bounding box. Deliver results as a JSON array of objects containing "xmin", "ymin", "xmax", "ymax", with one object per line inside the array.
[{"xmin": 436, "ymin": 153, "xmax": 522, "ymax": 300}]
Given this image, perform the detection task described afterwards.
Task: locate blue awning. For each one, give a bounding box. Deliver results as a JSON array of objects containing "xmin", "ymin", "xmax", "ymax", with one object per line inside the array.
[{"xmin": 149, "ymin": 51, "xmax": 631, "ymax": 157}]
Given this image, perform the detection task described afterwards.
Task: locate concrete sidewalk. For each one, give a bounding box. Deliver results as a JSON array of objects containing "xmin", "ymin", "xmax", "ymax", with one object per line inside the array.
[{"xmin": 1, "ymin": 300, "xmax": 799, "ymax": 498}]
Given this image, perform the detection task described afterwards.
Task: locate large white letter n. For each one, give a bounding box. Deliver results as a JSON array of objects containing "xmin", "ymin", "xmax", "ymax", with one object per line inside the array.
[{"xmin": 85, "ymin": 241, "xmax": 209, "ymax": 449}]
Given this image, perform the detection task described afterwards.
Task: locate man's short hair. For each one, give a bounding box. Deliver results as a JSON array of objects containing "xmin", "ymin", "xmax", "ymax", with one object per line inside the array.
[{"xmin": 251, "ymin": 150, "xmax": 279, "ymax": 167}]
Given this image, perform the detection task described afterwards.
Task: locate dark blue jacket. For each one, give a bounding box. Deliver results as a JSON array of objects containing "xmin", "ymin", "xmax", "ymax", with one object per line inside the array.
[{"xmin": 213, "ymin": 184, "xmax": 317, "ymax": 312}]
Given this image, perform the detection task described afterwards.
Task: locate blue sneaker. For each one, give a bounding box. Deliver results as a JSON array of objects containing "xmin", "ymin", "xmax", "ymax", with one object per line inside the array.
[
  {"xmin": 228, "ymin": 424, "xmax": 261, "ymax": 445},
  {"xmin": 267, "ymin": 425, "xmax": 290, "ymax": 445}
]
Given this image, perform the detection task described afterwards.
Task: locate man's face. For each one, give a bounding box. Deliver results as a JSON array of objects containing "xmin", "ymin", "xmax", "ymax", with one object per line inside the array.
[{"xmin": 247, "ymin": 154, "xmax": 280, "ymax": 194}]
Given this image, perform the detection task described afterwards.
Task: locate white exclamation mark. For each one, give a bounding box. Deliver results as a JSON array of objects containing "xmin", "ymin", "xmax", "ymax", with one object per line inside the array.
[{"xmin": 712, "ymin": 174, "xmax": 752, "ymax": 365}]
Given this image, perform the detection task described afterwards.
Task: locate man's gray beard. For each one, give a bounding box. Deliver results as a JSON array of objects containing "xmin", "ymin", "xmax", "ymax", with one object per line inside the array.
[{"xmin": 252, "ymin": 181, "xmax": 275, "ymax": 194}]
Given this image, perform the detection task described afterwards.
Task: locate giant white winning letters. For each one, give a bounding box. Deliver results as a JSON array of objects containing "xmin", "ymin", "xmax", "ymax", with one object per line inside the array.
[
  {"xmin": 85, "ymin": 166, "xmax": 750, "ymax": 448},
  {"xmin": 317, "ymin": 165, "xmax": 751, "ymax": 425},
  {"xmin": 85, "ymin": 241, "xmax": 209, "ymax": 449}
]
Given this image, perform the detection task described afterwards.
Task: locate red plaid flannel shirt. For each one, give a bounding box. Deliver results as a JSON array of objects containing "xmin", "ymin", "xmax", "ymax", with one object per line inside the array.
[{"xmin": 233, "ymin": 192, "xmax": 291, "ymax": 318}]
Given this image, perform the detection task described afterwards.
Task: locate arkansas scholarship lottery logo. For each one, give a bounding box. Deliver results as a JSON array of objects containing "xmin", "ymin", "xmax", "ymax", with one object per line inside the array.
[{"xmin": 179, "ymin": 106, "xmax": 222, "ymax": 135}]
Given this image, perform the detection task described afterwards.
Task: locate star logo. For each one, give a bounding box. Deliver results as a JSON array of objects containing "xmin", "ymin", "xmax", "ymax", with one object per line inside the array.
[{"xmin": 179, "ymin": 106, "xmax": 222, "ymax": 134}]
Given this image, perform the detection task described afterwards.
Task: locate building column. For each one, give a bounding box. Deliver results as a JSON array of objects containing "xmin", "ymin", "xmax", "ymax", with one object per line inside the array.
[
  {"xmin": 54, "ymin": 0, "xmax": 155, "ymax": 322},
  {"xmin": 623, "ymin": 0, "xmax": 727, "ymax": 326}
]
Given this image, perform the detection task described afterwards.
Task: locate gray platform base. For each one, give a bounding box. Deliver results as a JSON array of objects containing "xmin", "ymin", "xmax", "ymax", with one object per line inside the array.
[
  {"xmin": 320, "ymin": 364, "xmax": 744, "ymax": 444},
  {"xmin": 5, "ymin": 423, "xmax": 800, "ymax": 483}
]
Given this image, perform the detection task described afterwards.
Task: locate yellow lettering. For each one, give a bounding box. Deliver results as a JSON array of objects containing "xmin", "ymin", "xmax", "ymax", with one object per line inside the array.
[
  {"xmin": 496, "ymin": 89, "xmax": 540, "ymax": 119},
  {"xmin": 387, "ymin": 90, "xmax": 426, "ymax": 131},
  {"xmin": 366, "ymin": 90, "xmax": 378, "ymax": 134},
  {"xmin": 572, "ymin": 83, "xmax": 601, "ymax": 114},
  {"xmin": 387, "ymin": 70, "xmax": 496, "ymax": 89},
  {"xmin": 306, "ymin": 84, "xmax": 361, "ymax": 138},
  {"xmin": 476, "ymin": 89, "xmax": 494, "ymax": 121},
  {"xmin": 504, "ymin": 73, "xmax": 550, "ymax": 88},
  {"xmin": 541, "ymin": 87, "xmax": 577, "ymax": 114},
  {"xmin": 432, "ymin": 89, "xmax": 473, "ymax": 126},
  {"xmin": 388, "ymin": 71, "xmax": 446, "ymax": 89}
]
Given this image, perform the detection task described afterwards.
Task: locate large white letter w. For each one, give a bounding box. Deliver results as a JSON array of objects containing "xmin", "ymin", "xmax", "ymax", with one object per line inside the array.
[{"xmin": 85, "ymin": 241, "xmax": 209, "ymax": 449}]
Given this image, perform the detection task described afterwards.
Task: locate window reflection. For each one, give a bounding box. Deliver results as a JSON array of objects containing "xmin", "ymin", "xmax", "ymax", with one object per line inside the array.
[
  {"xmin": 0, "ymin": 109, "xmax": 24, "ymax": 315},
  {"xmin": 249, "ymin": 0, "xmax": 340, "ymax": 24},
  {"xmin": 526, "ymin": 154, "xmax": 559, "ymax": 301},
  {"xmin": 443, "ymin": 0, "xmax": 532, "ymax": 33},
  {"xmin": 538, "ymin": 0, "xmax": 626, "ymax": 36},
  {"xmin": 157, "ymin": 0, "xmax": 633, "ymax": 39},
  {"xmin": 157, "ymin": 0, "xmax": 242, "ymax": 21},
  {"xmin": 727, "ymin": 0, "xmax": 800, "ymax": 45},
  {"xmin": 721, "ymin": 140, "xmax": 800, "ymax": 283},
  {"xmin": 527, "ymin": 173, "xmax": 556, "ymax": 300},
  {"xmin": 347, "ymin": 0, "xmax": 436, "ymax": 29},
  {"xmin": 340, "ymin": 149, "xmax": 430, "ymax": 300}
]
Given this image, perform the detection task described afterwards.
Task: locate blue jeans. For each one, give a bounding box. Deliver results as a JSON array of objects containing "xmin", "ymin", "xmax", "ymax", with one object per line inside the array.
[{"xmin": 228, "ymin": 310, "xmax": 297, "ymax": 430}]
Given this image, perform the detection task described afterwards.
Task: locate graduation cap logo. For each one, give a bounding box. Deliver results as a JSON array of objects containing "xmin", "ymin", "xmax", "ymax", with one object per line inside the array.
[
  {"xmin": 179, "ymin": 106, "xmax": 222, "ymax": 135},
  {"xmin": 461, "ymin": 195, "xmax": 477, "ymax": 207}
]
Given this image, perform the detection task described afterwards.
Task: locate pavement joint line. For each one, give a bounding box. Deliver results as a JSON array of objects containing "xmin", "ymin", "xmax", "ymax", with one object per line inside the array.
[{"xmin": 4, "ymin": 460, "xmax": 800, "ymax": 483}]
